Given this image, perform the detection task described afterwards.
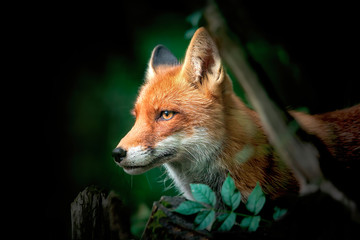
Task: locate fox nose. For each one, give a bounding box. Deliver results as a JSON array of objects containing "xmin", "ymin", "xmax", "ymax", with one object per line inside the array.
[{"xmin": 112, "ymin": 147, "xmax": 127, "ymax": 163}]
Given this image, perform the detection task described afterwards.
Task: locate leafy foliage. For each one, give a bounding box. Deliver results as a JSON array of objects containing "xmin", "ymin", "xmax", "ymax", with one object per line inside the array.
[
  {"xmin": 173, "ymin": 175, "xmax": 287, "ymax": 232},
  {"xmin": 273, "ymin": 206, "xmax": 288, "ymax": 220},
  {"xmin": 245, "ymin": 182, "xmax": 266, "ymax": 215},
  {"xmin": 190, "ymin": 183, "xmax": 217, "ymax": 207},
  {"xmin": 174, "ymin": 201, "xmax": 206, "ymax": 215},
  {"xmin": 221, "ymin": 175, "xmax": 241, "ymax": 210},
  {"xmin": 239, "ymin": 215, "xmax": 261, "ymax": 232},
  {"xmin": 185, "ymin": 10, "xmax": 203, "ymax": 39},
  {"xmin": 217, "ymin": 212, "xmax": 236, "ymax": 231},
  {"xmin": 194, "ymin": 210, "xmax": 216, "ymax": 230}
]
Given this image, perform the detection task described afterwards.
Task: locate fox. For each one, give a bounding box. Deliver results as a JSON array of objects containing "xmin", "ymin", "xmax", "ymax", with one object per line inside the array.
[{"xmin": 112, "ymin": 27, "xmax": 360, "ymax": 202}]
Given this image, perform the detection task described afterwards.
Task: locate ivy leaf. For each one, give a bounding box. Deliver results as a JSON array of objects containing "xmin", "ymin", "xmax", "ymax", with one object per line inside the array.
[
  {"xmin": 174, "ymin": 200, "xmax": 206, "ymax": 215},
  {"xmin": 190, "ymin": 184, "xmax": 217, "ymax": 207},
  {"xmin": 217, "ymin": 212, "xmax": 236, "ymax": 232},
  {"xmin": 246, "ymin": 182, "xmax": 266, "ymax": 215},
  {"xmin": 194, "ymin": 210, "xmax": 215, "ymax": 230},
  {"xmin": 273, "ymin": 207, "xmax": 288, "ymax": 220},
  {"xmin": 240, "ymin": 215, "xmax": 261, "ymax": 232}
]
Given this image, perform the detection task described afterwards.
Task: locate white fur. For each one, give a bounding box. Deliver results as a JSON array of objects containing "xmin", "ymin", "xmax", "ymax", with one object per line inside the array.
[
  {"xmin": 126, "ymin": 146, "xmax": 149, "ymax": 163},
  {"xmin": 163, "ymin": 127, "xmax": 226, "ymax": 200},
  {"xmin": 119, "ymin": 127, "xmax": 226, "ymax": 200},
  {"xmin": 145, "ymin": 64, "xmax": 156, "ymax": 81},
  {"xmin": 119, "ymin": 146, "xmax": 154, "ymax": 175}
]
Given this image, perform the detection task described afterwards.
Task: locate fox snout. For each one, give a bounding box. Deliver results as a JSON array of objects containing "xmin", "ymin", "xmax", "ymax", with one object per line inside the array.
[
  {"xmin": 112, "ymin": 142, "xmax": 179, "ymax": 175},
  {"xmin": 112, "ymin": 147, "xmax": 127, "ymax": 163}
]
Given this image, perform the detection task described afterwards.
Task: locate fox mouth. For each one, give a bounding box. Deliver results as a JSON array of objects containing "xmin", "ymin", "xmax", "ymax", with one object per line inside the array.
[{"xmin": 121, "ymin": 151, "xmax": 177, "ymax": 174}]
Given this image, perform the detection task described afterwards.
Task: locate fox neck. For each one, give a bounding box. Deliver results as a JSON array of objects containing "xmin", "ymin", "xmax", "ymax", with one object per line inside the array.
[
  {"xmin": 164, "ymin": 158, "xmax": 226, "ymax": 201},
  {"xmin": 164, "ymin": 90, "xmax": 293, "ymax": 201},
  {"xmin": 220, "ymin": 93, "xmax": 299, "ymax": 199},
  {"xmin": 164, "ymin": 126, "xmax": 227, "ymax": 200}
]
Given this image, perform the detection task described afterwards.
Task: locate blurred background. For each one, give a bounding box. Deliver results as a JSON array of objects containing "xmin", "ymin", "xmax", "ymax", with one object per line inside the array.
[
  {"xmin": 42, "ymin": 2, "xmax": 206, "ymax": 239},
  {"xmin": 40, "ymin": 1, "xmax": 359, "ymax": 239}
]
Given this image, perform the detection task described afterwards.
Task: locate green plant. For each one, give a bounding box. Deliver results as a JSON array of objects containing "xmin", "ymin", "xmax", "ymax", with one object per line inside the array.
[
  {"xmin": 173, "ymin": 175, "xmax": 287, "ymax": 232},
  {"xmin": 184, "ymin": 10, "xmax": 203, "ymax": 39}
]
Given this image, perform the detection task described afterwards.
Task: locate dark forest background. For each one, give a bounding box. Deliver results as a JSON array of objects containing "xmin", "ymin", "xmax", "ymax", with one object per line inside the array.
[{"xmin": 30, "ymin": 1, "xmax": 360, "ymax": 239}]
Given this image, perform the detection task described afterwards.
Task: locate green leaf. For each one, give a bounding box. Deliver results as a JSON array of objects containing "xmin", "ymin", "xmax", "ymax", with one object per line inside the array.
[
  {"xmin": 240, "ymin": 216, "xmax": 261, "ymax": 232},
  {"xmin": 254, "ymin": 196, "xmax": 266, "ymax": 215},
  {"xmin": 174, "ymin": 200, "xmax": 206, "ymax": 215},
  {"xmin": 231, "ymin": 191, "xmax": 241, "ymax": 210},
  {"xmin": 248, "ymin": 216, "xmax": 261, "ymax": 232},
  {"xmin": 221, "ymin": 175, "xmax": 236, "ymax": 207},
  {"xmin": 184, "ymin": 28, "xmax": 197, "ymax": 40},
  {"xmin": 273, "ymin": 207, "xmax": 288, "ymax": 220},
  {"xmin": 190, "ymin": 184, "xmax": 217, "ymax": 207},
  {"xmin": 195, "ymin": 210, "xmax": 215, "ymax": 230},
  {"xmin": 186, "ymin": 10, "xmax": 203, "ymax": 27},
  {"xmin": 218, "ymin": 212, "xmax": 236, "ymax": 231},
  {"xmin": 221, "ymin": 175, "xmax": 241, "ymax": 210},
  {"xmin": 216, "ymin": 213, "xmax": 229, "ymax": 222},
  {"xmin": 239, "ymin": 216, "xmax": 252, "ymax": 228},
  {"xmin": 234, "ymin": 145, "xmax": 254, "ymax": 164},
  {"xmin": 246, "ymin": 182, "xmax": 266, "ymax": 215}
]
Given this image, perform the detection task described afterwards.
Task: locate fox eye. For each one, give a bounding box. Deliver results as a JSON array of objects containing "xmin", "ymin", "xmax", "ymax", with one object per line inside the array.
[{"xmin": 160, "ymin": 110, "xmax": 176, "ymax": 121}]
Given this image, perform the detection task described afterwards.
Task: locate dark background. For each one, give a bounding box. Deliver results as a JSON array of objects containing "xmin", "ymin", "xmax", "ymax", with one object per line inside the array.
[
  {"xmin": 32, "ymin": 1, "xmax": 359, "ymax": 239},
  {"xmin": 40, "ymin": 2, "xmax": 205, "ymax": 239}
]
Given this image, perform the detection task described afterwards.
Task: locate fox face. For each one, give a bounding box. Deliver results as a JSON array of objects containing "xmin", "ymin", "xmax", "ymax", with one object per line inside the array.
[
  {"xmin": 112, "ymin": 28, "xmax": 237, "ymax": 197},
  {"xmin": 113, "ymin": 29, "xmax": 228, "ymax": 176},
  {"xmin": 113, "ymin": 28, "xmax": 298, "ymax": 200},
  {"xmin": 115, "ymin": 76, "xmax": 224, "ymax": 175}
]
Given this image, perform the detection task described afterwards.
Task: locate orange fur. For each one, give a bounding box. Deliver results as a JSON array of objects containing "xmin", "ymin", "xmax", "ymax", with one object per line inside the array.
[{"xmin": 114, "ymin": 28, "xmax": 360, "ymax": 201}]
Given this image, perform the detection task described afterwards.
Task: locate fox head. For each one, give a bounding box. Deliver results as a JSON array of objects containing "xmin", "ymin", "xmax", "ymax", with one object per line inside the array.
[{"xmin": 113, "ymin": 27, "xmax": 234, "ymax": 175}]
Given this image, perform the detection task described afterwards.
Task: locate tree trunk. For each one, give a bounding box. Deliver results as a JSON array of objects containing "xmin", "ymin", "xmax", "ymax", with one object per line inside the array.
[{"xmin": 71, "ymin": 185, "xmax": 132, "ymax": 240}]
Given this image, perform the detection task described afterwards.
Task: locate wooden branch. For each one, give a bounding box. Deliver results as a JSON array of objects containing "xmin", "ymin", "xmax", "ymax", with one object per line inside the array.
[
  {"xmin": 142, "ymin": 196, "xmax": 212, "ymax": 239},
  {"xmin": 203, "ymin": 1, "xmax": 359, "ymax": 220},
  {"xmin": 144, "ymin": 195, "xmax": 360, "ymax": 239}
]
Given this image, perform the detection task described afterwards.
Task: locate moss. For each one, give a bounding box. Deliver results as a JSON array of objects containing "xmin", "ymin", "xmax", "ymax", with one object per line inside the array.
[
  {"xmin": 147, "ymin": 209, "xmax": 167, "ymax": 234},
  {"xmin": 160, "ymin": 200, "xmax": 172, "ymax": 208}
]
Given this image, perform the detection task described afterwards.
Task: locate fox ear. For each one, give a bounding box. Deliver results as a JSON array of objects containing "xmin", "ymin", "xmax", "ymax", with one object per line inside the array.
[
  {"xmin": 146, "ymin": 45, "xmax": 179, "ymax": 80},
  {"xmin": 181, "ymin": 27, "xmax": 223, "ymax": 91}
]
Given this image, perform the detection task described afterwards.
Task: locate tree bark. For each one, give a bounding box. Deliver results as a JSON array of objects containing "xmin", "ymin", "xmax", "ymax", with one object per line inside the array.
[
  {"xmin": 142, "ymin": 196, "xmax": 212, "ymax": 240},
  {"xmin": 71, "ymin": 185, "xmax": 132, "ymax": 240},
  {"xmin": 143, "ymin": 193, "xmax": 359, "ymax": 239}
]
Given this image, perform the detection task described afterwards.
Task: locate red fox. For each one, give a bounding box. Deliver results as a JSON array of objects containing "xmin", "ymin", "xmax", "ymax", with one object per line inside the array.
[{"xmin": 113, "ymin": 27, "xmax": 360, "ymax": 202}]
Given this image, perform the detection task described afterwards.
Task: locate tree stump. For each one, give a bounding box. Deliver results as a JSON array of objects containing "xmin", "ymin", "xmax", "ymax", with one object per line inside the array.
[{"xmin": 71, "ymin": 185, "xmax": 132, "ymax": 240}]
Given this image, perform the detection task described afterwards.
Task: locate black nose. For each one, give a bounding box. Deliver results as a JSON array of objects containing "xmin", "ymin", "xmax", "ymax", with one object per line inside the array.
[{"xmin": 112, "ymin": 147, "xmax": 127, "ymax": 163}]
